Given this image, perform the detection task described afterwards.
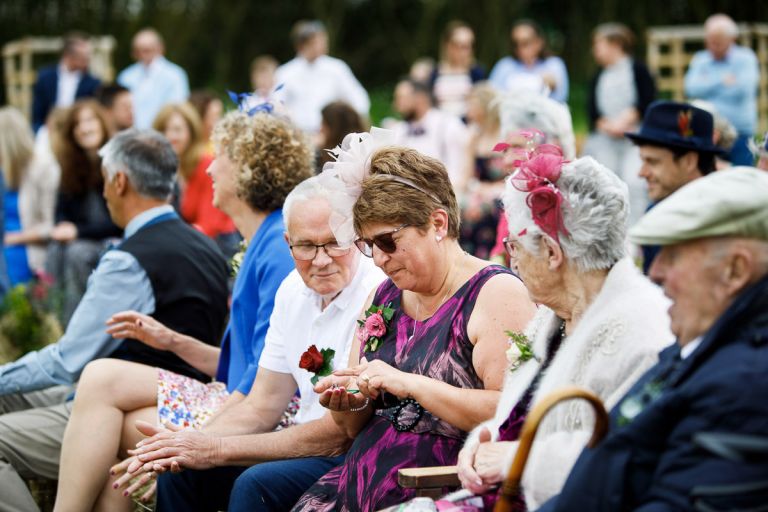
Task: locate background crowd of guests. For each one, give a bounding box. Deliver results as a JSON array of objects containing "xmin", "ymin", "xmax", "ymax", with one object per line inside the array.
[{"xmin": 0, "ymin": 9, "xmax": 766, "ymax": 512}]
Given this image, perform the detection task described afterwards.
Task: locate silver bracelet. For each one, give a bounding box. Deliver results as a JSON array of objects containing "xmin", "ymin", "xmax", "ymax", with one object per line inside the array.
[{"xmin": 348, "ymin": 397, "xmax": 370, "ymax": 412}]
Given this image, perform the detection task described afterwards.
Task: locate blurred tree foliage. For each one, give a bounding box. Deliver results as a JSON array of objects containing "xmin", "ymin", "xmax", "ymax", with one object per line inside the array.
[{"xmin": 1, "ymin": 0, "xmax": 766, "ymax": 109}]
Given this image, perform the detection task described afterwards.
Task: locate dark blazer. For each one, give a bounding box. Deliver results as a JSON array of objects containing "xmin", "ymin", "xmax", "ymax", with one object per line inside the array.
[
  {"xmin": 587, "ymin": 59, "xmax": 656, "ymax": 131},
  {"xmin": 540, "ymin": 273, "xmax": 768, "ymax": 512},
  {"xmin": 32, "ymin": 64, "xmax": 100, "ymax": 132}
]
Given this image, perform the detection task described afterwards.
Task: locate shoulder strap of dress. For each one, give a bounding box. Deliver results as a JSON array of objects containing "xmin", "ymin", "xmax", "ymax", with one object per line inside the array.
[
  {"xmin": 468, "ymin": 264, "xmax": 513, "ymax": 291},
  {"xmin": 371, "ymin": 278, "xmax": 400, "ymax": 307}
]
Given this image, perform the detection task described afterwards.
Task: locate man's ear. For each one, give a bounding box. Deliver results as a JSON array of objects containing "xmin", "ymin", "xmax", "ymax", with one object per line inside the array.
[
  {"xmin": 114, "ymin": 171, "xmax": 130, "ymax": 196},
  {"xmin": 722, "ymin": 249, "xmax": 755, "ymax": 297},
  {"xmin": 681, "ymin": 151, "xmax": 701, "ymax": 177}
]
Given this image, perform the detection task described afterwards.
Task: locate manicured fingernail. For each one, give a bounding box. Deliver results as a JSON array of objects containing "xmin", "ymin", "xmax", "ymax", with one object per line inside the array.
[
  {"xmin": 123, "ymin": 491, "xmax": 129, "ymax": 497},
  {"xmin": 113, "ymin": 482, "xmax": 118, "ymax": 489}
]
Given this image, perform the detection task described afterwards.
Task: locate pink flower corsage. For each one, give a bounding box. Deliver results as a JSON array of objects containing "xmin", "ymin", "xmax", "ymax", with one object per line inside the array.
[{"xmin": 358, "ymin": 302, "xmax": 395, "ymax": 352}]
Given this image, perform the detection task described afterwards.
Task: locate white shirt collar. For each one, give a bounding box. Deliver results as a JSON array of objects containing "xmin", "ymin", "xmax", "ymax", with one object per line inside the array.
[
  {"xmin": 58, "ymin": 62, "xmax": 82, "ymax": 78},
  {"xmin": 680, "ymin": 336, "xmax": 703, "ymax": 359}
]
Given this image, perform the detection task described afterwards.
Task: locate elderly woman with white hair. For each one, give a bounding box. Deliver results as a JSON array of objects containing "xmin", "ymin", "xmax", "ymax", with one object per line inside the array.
[{"xmin": 455, "ymin": 149, "xmax": 674, "ymax": 510}]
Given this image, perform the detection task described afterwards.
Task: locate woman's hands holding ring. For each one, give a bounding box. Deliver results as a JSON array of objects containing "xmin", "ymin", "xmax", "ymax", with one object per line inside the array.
[
  {"xmin": 333, "ymin": 357, "xmax": 415, "ymax": 400},
  {"xmin": 315, "ymin": 374, "xmax": 369, "ymax": 412}
]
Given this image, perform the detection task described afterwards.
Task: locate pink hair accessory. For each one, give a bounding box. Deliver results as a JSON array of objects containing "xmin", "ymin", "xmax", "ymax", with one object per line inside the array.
[{"xmin": 500, "ymin": 133, "xmax": 570, "ymax": 242}]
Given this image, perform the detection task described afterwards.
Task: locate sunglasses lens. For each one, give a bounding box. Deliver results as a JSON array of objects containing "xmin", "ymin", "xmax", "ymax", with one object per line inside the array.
[{"xmin": 374, "ymin": 233, "xmax": 397, "ymax": 254}]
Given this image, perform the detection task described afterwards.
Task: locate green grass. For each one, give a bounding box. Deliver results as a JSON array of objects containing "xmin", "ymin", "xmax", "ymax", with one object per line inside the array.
[{"xmin": 369, "ymin": 86, "xmax": 396, "ymax": 126}]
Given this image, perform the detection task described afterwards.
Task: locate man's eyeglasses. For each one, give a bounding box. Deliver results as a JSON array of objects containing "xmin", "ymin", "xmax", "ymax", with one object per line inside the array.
[
  {"xmin": 289, "ymin": 241, "xmax": 351, "ymax": 261},
  {"xmin": 354, "ymin": 224, "xmax": 410, "ymax": 258}
]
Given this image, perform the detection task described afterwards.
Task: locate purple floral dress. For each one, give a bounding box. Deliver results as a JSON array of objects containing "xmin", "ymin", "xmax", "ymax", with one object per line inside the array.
[{"xmin": 292, "ymin": 265, "xmax": 511, "ymax": 512}]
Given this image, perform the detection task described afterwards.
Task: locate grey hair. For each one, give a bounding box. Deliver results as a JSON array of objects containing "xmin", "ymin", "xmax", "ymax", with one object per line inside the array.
[
  {"xmin": 497, "ymin": 91, "xmax": 576, "ymax": 159},
  {"xmin": 689, "ymin": 100, "xmax": 737, "ymax": 152},
  {"xmin": 503, "ymin": 156, "xmax": 629, "ymax": 272},
  {"xmin": 705, "ymin": 14, "xmax": 739, "ymax": 38},
  {"xmin": 282, "ymin": 175, "xmax": 338, "ymax": 231},
  {"xmin": 98, "ymin": 129, "xmax": 177, "ymax": 200}
]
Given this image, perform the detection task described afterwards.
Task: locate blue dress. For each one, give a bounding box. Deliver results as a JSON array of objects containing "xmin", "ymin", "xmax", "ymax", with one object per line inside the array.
[{"xmin": 4, "ymin": 190, "xmax": 32, "ymax": 285}]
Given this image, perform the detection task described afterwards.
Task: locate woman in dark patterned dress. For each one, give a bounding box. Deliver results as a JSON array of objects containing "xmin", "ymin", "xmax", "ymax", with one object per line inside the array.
[{"xmin": 292, "ymin": 139, "xmax": 537, "ymax": 512}]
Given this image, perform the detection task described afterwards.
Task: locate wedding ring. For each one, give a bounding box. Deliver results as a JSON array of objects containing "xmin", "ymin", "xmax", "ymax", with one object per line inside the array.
[{"xmin": 361, "ymin": 373, "xmax": 370, "ymax": 382}]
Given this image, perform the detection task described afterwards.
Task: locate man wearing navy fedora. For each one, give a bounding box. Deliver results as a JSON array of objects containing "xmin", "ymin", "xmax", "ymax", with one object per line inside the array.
[
  {"xmin": 538, "ymin": 167, "xmax": 768, "ymax": 511},
  {"xmin": 625, "ymin": 100, "xmax": 722, "ymax": 273}
]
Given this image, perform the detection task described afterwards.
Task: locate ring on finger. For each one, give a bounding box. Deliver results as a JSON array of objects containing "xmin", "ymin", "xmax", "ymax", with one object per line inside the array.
[{"xmin": 361, "ymin": 373, "xmax": 370, "ymax": 382}]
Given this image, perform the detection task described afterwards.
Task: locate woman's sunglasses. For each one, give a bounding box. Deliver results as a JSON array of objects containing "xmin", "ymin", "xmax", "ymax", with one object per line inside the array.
[{"xmin": 354, "ymin": 224, "xmax": 410, "ymax": 258}]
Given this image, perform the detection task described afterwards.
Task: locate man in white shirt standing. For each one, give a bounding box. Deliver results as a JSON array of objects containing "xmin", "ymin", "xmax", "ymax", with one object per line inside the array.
[
  {"xmin": 392, "ymin": 78, "xmax": 469, "ymax": 188},
  {"xmin": 117, "ymin": 28, "xmax": 190, "ymax": 129},
  {"xmin": 276, "ymin": 20, "xmax": 370, "ymax": 134},
  {"xmin": 117, "ymin": 176, "xmax": 385, "ymax": 512}
]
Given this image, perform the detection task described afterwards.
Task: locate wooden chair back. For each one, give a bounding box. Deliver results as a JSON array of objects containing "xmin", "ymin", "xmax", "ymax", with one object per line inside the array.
[{"xmin": 494, "ymin": 386, "xmax": 609, "ymax": 512}]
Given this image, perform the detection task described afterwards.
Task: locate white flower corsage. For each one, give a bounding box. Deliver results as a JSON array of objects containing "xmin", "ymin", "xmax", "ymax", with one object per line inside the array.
[{"xmin": 505, "ymin": 330, "xmax": 536, "ymax": 372}]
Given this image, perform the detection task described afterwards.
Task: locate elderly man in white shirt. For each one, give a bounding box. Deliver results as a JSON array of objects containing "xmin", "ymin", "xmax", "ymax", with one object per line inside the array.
[
  {"xmin": 392, "ymin": 78, "xmax": 470, "ymax": 188},
  {"xmin": 117, "ymin": 176, "xmax": 385, "ymax": 512},
  {"xmin": 276, "ymin": 20, "xmax": 370, "ymax": 134}
]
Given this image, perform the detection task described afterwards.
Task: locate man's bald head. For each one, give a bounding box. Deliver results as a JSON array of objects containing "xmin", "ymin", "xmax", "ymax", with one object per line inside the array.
[
  {"xmin": 704, "ymin": 14, "xmax": 738, "ymax": 60},
  {"xmin": 132, "ymin": 28, "xmax": 164, "ymax": 66}
]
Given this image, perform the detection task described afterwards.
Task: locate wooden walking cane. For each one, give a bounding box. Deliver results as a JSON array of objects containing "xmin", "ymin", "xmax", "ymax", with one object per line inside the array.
[{"xmin": 493, "ymin": 387, "xmax": 610, "ymax": 512}]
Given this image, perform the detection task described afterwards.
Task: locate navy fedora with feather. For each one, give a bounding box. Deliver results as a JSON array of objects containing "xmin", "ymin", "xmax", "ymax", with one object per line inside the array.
[{"xmin": 625, "ymin": 100, "xmax": 722, "ymax": 154}]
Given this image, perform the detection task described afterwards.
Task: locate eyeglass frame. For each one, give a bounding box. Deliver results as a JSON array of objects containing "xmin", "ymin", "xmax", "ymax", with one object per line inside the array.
[
  {"xmin": 288, "ymin": 240, "xmax": 352, "ymax": 261},
  {"xmin": 354, "ymin": 224, "xmax": 411, "ymax": 258},
  {"xmin": 502, "ymin": 236, "xmax": 519, "ymax": 259}
]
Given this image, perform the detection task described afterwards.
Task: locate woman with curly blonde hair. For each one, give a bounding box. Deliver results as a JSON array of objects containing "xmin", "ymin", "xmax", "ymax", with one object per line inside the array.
[{"xmin": 54, "ymin": 111, "xmax": 313, "ymax": 512}]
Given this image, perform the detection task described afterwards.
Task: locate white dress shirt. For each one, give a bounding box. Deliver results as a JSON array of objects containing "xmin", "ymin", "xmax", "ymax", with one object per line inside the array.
[
  {"xmin": 55, "ymin": 63, "xmax": 82, "ymax": 108},
  {"xmin": 258, "ymin": 257, "xmax": 384, "ymax": 425},
  {"xmin": 392, "ymin": 109, "xmax": 469, "ymax": 187},
  {"xmin": 276, "ymin": 55, "xmax": 370, "ymax": 133}
]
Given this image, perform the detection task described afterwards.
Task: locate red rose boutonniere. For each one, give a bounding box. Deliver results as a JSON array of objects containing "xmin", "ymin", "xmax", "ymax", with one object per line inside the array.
[
  {"xmin": 299, "ymin": 344, "xmax": 336, "ymax": 385},
  {"xmin": 357, "ymin": 302, "xmax": 395, "ymax": 352}
]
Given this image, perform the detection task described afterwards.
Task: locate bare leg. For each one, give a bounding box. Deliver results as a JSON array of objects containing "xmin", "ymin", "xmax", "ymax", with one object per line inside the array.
[
  {"xmin": 94, "ymin": 407, "xmax": 158, "ymax": 512},
  {"xmin": 54, "ymin": 359, "xmax": 158, "ymax": 512}
]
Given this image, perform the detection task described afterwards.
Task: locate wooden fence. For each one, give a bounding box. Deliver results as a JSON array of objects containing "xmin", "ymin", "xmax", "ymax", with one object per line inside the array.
[
  {"xmin": 2, "ymin": 36, "xmax": 115, "ymax": 121},
  {"xmin": 647, "ymin": 23, "xmax": 768, "ymax": 134}
]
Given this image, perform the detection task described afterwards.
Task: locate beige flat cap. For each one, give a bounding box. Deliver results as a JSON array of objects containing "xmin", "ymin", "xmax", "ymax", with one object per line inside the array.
[{"xmin": 629, "ymin": 167, "xmax": 768, "ymax": 246}]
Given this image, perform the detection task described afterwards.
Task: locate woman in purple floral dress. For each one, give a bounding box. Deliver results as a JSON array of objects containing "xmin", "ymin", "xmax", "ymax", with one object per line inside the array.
[{"xmin": 292, "ymin": 138, "xmax": 536, "ymax": 512}]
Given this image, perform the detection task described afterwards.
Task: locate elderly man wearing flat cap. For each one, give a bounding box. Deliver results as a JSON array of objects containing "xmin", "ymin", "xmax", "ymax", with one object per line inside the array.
[
  {"xmin": 625, "ymin": 100, "xmax": 722, "ymax": 273},
  {"xmin": 538, "ymin": 167, "xmax": 768, "ymax": 512}
]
